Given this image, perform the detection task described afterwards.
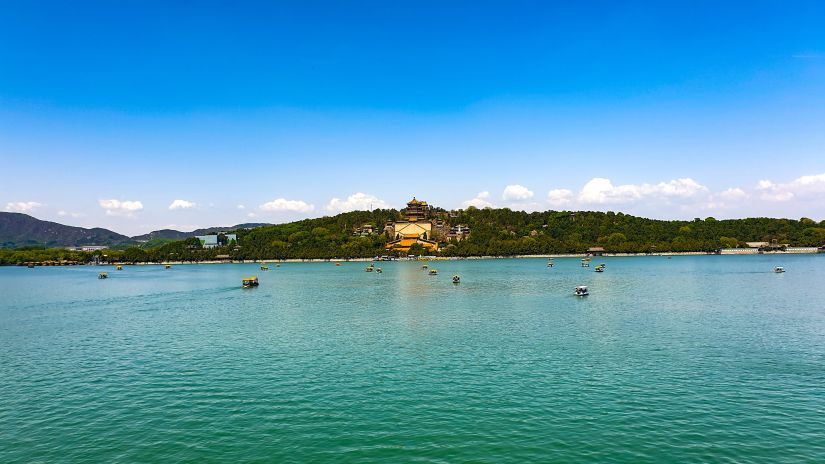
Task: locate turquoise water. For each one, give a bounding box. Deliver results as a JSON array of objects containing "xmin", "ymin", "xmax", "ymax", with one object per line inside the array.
[{"xmin": 2, "ymin": 255, "xmax": 825, "ymax": 463}]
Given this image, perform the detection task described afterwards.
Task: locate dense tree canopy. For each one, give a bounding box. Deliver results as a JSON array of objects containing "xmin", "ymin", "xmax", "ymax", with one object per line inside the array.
[{"xmin": 2, "ymin": 208, "xmax": 824, "ymax": 264}]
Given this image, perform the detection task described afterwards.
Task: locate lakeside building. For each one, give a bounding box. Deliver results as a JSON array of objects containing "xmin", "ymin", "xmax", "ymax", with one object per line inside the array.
[
  {"xmin": 384, "ymin": 197, "xmax": 440, "ymax": 253},
  {"xmin": 383, "ymin": 197, "xmax": 471, "ymax": 253},
  {"xmin": 65, "ymin": 245, "xmax": 108, "ymax": 252},
  {"xmin": 196, "ymin": 233, "xmax": 237, "ymax": 249},
  {"xmin": 587, "ymin": 247, "xmax": 605, "ymax": 256}
]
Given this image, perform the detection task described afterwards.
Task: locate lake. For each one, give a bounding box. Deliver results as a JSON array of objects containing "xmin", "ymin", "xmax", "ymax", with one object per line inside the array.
[{"xmin": 2, "ymin": 255, "xmax": 825, "ymax": 463}]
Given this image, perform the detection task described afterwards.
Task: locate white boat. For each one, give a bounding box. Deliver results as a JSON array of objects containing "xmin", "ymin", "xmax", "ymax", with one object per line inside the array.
[
  {"xmin": 774, "ymin": 266, "xmax": 785, "ymax": 273},
  {"xmin": 575, "ymin": 285, "xmax": 589, "ymax": 296}
]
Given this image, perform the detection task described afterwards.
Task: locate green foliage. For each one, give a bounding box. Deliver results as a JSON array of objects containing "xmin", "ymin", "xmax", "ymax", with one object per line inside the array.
[{"xmin": 2, "ymin": 208, "xmax": 824, "ymax": 264}]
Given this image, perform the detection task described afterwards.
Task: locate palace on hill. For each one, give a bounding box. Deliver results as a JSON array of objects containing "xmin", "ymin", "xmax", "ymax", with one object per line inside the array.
[{"xmin": 382, "ymin": 197, "xmax": 470, "ymax": 253}]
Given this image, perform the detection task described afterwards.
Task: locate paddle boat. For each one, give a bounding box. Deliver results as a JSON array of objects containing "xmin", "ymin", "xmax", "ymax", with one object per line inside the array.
[
  {"xmin": 260, "ymin": 265, "xmax": 269, "ymax": 271},
  {"xmin": 242, "ymin": 276, "xmax": 259, "ymax": 288},
  {"xmin": 574, "ymin": 285, "xmax": 589, "ymax": 296},
  {"xmin": 365, "ymin": 265, "xmax": 374, "ymax": 272},
  {"xmin": 116, "ymin": 265, "xmax": 123, "ymax": 270},
  {"xmin": 774, "ymin": 266, "xmax": 785, "ymax": 273},
  {"xmin": 422, "ymin": 264, "xmax": 429, "ymax": 270},
  {"xmin": 165, "ymin": 264, "xmax": 171, "ymax": 269},
  {"xmin": 98, "ymin": 272, "xmax": 108, "ymax": 279},
  {"xmin": 594, "ymin": 267, "xmax": 604, "ymax": 273},
  {"xmin": 335, "ymin": 262, "xmax": 341, "ymax": 266},
  {"xmin": 429, "ymin": 268, "xmax": 438, "ymax": 275},
  {"xmin": 376, "ymin": 267, "xmax": 382, "ymax": 273},
  {"xmin": 452, "ymin": 275, "xmax": 460, "ymax": 283},
  {"xmin": 27, "ymin": 263, "xmax": 34, "ymax": 268}
]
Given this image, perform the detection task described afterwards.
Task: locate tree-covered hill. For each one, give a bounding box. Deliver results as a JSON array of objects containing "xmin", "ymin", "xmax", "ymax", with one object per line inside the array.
[
  {"xmin": 116, "ymin": 208, "xmax": 825, "ymax": 262},
  {"xmin": 2, "ymin": 208, "xmax": 824, "ymax": 264},
  {"xmin": 0, "ymin": 212, "xmax": 130, "ymax": 248}
]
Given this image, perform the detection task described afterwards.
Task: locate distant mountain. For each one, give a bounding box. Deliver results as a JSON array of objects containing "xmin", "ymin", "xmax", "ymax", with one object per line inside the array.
[
  {"xmin": 0, "ymin": 212, "xmax": 130, "ymax": 248},
  {"xmin": 0, "ymin": 213, "xmax": 271, "ymax": 249},
  {"xmin": 131, "ymin": 223, "xmax": 270, "ymax": 241}
]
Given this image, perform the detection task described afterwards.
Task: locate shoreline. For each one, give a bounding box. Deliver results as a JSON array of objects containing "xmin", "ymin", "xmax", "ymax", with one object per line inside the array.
[
  {"xmin": 100, "ymin": 250, "xmax": 824, "ymax": 265},
  {"xmin": 9, "ymin": 250, "xmax": 822, "ymax": 267}
]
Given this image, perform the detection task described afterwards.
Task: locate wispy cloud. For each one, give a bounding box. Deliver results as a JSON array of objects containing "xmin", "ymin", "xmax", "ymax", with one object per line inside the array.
[
  {"xmin": 462, "ymin": 191, "xmax": 494, "ymax": 209},
  {"xmin": 260, "ymin": 198, "xmax": 315, "ymax": 213},
  {"xmin": 168, "ymin": 199, "xmax": 197, "ymax": 210},
  {"xmin": 57, "ymin": 210, "xmax": 85, "ymax": 218},
  {"xmin": 326, "ymin": 193, "xmax": 389, "ymax": 212},
  {"xmin": 5, "ymin": 201, "xmax": 42, "ymax": 213},
  {"xmin": 99, "ymin": 199, "xmax": 143, "ymax": 217}
]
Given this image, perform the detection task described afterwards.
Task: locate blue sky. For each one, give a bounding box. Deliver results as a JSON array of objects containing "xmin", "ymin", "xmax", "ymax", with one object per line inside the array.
[{"xmin": 2, "ymin": 1, "xmax": 825, "ymax": 235}]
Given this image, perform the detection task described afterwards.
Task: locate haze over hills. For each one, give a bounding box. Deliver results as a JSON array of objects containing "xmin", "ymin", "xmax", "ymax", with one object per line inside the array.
[
  {"xmin": 130, "ymin": 223, "xmax": 270, "ymax": 242},
  {"xmin": 0, "ymin": 212, "xmax": 269, "ymax": 248}
]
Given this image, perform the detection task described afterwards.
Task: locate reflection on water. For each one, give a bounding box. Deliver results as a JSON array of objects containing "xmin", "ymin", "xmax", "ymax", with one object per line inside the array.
[{"xmin": 2, "ymin": 255, "xmax": 825, "ymax": 463}]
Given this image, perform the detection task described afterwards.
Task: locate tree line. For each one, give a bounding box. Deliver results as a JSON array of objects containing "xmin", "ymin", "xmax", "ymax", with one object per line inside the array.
[{"xmin": 2, "ymin": 208, "xmax": 824, "ymax": 264}]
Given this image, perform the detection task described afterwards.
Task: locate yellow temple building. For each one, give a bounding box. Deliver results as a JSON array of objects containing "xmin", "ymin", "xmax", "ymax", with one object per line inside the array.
[{"xmin": 385, "ymin": 197, "xmax": 440, "ymax": 253}]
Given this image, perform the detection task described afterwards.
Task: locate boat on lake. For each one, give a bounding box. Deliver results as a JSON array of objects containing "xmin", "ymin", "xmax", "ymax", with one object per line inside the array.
[
  {"xmin": 260, "ymin": 265, "xmax": 269, "ymax": 271},
  {"xmin": 452, "ymin": 275, "xmax": 460, "ymax": 283},
  {"xmin": 575, "ymin": 285, "xmax": 588, "ymax": 296},
  {"xmin": 242, "ymin": 276, "xmax": 259, "ymax": 287},
  {"xmin": 98, "ymin": 272, "xmax": 108, "ymax": 279},
  {"xmin": 774, "ymin": 266, "xmax": 785, "ymax": 273},
  {"xmin": 429, "ymin": 268, "xmax": 438, "ymax": 275}
]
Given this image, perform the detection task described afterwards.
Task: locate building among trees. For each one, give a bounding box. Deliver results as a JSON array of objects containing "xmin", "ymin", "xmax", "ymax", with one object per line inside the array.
[{"xmin": 384, "ymin": 197, "xmax": 440, "ymax": 253}]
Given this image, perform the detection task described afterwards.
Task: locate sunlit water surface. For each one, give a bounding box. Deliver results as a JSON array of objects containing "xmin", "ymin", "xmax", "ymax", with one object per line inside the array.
[{"xmin": 2, "ymin": 255, "xmax": 825, "ymax": 463}]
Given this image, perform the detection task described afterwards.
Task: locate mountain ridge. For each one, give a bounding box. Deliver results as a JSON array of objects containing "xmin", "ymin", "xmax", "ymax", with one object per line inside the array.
[{"xmin": 0, "ymin": 212, "xmax": 269, "ymax": 248}]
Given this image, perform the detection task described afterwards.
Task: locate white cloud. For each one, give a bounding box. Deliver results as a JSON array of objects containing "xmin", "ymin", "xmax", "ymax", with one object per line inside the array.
[
  {"xmin": 260, "ymin": 198, "xmax": 315, "ymax": 213},
  {"xmin": 99, "ymin": 199, "xmax": 144, "ymax": 217},
  {"xmin": 247, "ymin": 212, "xmax": 258, "ymax": 218},
  {"xmin": 757, "ymin": 180, "xmax": 794, "ymax": 202},
  {"xmin": 578, "ymin": 177, "xmax": 707, "ymax": 204},
  {"xmin": 719, "ymin": 187, "xmax": 748, "ymax": 200},
  {"xmin": 237, "ymin": 204, "xmax": 246, "ymax": 210},
  {"xmin": 758, "ymin": 172, "xmax": 825, "ymax": 202},
  {"xmin": 5, "ymin": 201, "xmax": 42, "ymax": 213},
  {"xmin": 168, "ymin": 199, "xmax": 197, "ymax": 210},
  {"xmin": 326, "ymin": 193, "xmax": 389, "ymax": 212},
  {"xmin": 57, "ymin": 210, "xmax": 85, "ymax": 218},
  {"xmin": 462, "ymin": 191, "xmax": 494, "ymax": 209},
  {"xmin": 502, "ymin": 184, "xmax": 534, "ymax": 201},
  {"xmin": 547, "ymin": 189, "xmax": 574, "ymax": 207}
]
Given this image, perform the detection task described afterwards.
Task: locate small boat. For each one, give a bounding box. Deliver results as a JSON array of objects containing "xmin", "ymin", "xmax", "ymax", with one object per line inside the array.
[
  {"xmin": 375, "ymin": 267, "xmax": 382, "ymax": 273},
  {"xmin": 98, "ymin": 272, "xmax": 108, "ymax": 279},
  {"xmin": 595, "ymin": 267, "xmax": 604, "ymax": 272},
  {"xmin": 422, "ymin": 264, "xmax": 429, "ymax": 269},
  {"xmin": 429, "ymin": 268, "xmax": 438, "ymax": 275},
  {"xmin": 452, "ymin": 275, "xmax": 460, "ymax": 283},
  {"xmin": 165, "ymin": 264, "xmax": 171, "ymax": 269},
  {"xmin": 27, "ymin": 263, "xmax": 34, "ymax": 268},
  {"xmin": 581, "ymin": 262, "xmax": 590, "ymax": 267},
  {"xmin": 365, "ymin": 265, "xmax": 374, "ymax": 272},
  {"xmin": 774, "ymin": 266, "xmax": 785, "ymax": 273},
  {"xmin": 260, "ymin": 265, "xmax": 269, "ymax": 271},
  {"xmin": 335, "ymin": 262, "xmax": 341, "ymax": 266},
  {"xmin": 276, "ymin": 263, "xmax": 281, "ymax": 268},
  {"xmin": 242, "ymin": 276, "xmax": 259, "ymax": 287},
  {"xmin": 547, "ymin": 262, "xmax": 554, "ymax": 267},
  {"xmin": 575, "ymin": 285, "xmax": 589, "ymax": 296},
  {"xmin": 116, "ymin": 265, "xmax": 123, "ymax": 270}
]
